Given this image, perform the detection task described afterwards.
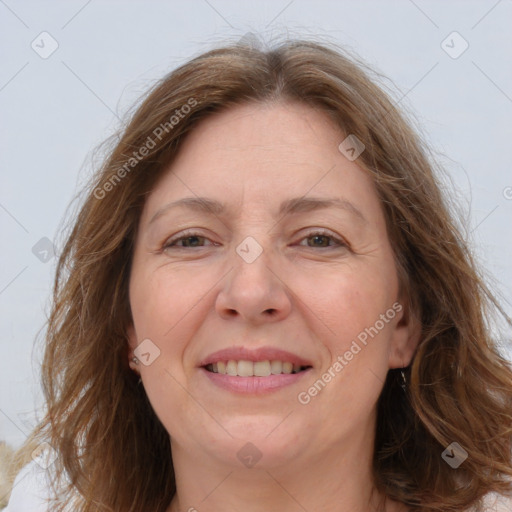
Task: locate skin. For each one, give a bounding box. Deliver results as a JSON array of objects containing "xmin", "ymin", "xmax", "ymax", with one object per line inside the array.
[{"xmin": 127, "ymin": 101, "xmax": 420, "ymax": 512}]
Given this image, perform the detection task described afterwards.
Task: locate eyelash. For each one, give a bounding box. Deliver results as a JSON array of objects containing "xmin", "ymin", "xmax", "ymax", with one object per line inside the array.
[{"xmin": 163, "ymin": 229, "xmax": 347, "ymax": 250}]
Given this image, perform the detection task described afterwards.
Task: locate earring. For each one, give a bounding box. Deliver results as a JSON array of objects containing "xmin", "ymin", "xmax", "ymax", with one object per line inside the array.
[
  {"xmin": 132, "ymin": 356, "xmax": 139, "ymax": 365},
  {"xmin": 400, "ymin": 368, "xmax": 407, "ymax": 392}
]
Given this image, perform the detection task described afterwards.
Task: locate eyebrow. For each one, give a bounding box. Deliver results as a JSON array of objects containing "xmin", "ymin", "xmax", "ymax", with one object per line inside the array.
[{"xmin": 148, "ymin": 196, "xmax": 367, "ymax": 225}]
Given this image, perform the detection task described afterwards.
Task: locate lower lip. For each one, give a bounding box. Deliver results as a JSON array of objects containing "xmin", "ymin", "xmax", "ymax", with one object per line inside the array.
[{"xmin": 200, "ymin": 367, "xmax": 311, "ymax": 394}]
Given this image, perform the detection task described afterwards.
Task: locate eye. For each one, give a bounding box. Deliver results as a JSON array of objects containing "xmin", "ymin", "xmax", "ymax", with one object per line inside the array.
[
  {"xmin": 297, "ymin": 230, "xmax": 347, "ymax": 249},
  {"xmin": 163, "ymin": 231, "xmax": 215, "ymax": 249},
  {"xmin": 161, "ymin": 229, "xmax": 347, "ymax": 251}
]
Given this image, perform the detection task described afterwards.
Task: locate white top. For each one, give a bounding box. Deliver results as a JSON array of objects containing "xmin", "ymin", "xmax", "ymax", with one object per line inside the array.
[
  {"xmin": 3, "ymin": 460, "xmax": 53, "ymax": 511},
  {"xmin": 2, "ymin": 461, "xmax": 60, "ymax": 512},
  {"xmin": 3, "ymin": 460, "xmax": 512, "ymax": 511},
  {"xmin": 2, "ymin": 459, "xmax": 77, "ymax": 512}
]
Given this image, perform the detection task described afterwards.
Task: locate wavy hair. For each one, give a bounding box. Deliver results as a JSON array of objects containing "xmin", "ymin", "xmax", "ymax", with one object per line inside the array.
[{"xmin": 12, "ymin": 38, "xmax": 512, "ymax": 512}]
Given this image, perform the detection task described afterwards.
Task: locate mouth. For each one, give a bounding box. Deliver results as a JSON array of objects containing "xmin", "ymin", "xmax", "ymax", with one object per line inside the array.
[
  {"xmin": 204, "ymin": 360, "xmax": 311, "ymax": 377},
  {"xmin": 198, "ymin": 346, "xmax": 313, "ymax": 394}
]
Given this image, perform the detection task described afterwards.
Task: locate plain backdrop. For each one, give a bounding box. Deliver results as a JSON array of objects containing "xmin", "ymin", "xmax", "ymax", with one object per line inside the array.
[{"xmin": 1, "ymin": 0, "xmax": 511, "ymax": 449}]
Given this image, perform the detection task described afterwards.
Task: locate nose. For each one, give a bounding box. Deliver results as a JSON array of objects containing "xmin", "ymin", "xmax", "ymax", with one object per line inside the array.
[{"xmin": 215, "ymin": 246, "xmax": 292, "ymax": 325}]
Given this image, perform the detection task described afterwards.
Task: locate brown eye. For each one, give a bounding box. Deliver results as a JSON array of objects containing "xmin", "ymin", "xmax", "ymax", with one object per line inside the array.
[
  {"xmin": 163, "ymin": 232, "xmax": 214, "ymax": 249},
  {"xmin": 307, "ymin": 234, "xmax": 332, "ymax": 247},
  {"xmin": 298, "ymin": 230, "xmax": 346, "ymax": 249}
]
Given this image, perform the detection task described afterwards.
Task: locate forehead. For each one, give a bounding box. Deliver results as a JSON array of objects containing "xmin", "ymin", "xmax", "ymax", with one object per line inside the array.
[{"xmin": 141, "ymin": 101, "xmax": 382, "ymax": 224}]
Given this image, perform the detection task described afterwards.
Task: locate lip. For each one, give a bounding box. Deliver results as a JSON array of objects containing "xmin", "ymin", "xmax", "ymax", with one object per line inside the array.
[
  {"xmin": 200, "ymin": 367, "xmax": 312, "ymax": 394},
  {"xmin": 198, "ymin": 346, "xmax": 313, "ymax": 395},
  {"xmin": 198, "ymin": 346, "xmax": 313, "ymax": 368}
]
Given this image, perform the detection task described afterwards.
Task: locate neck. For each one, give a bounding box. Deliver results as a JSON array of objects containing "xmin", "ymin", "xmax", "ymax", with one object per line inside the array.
[{"xmin": 166, "ymin": 420, "xmax": 404, "ymax": 512}]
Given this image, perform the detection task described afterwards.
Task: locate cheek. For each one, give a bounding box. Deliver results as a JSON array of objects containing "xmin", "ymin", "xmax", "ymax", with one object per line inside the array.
[
  {"xmin": 128, "ymin": 267, "xmax": 212, "ymax": 438},
  {"xmin": 296, "ymin": 271, "xmax": 396, "ymax": 432},
  {"xmin": 293, "ymin": 263, "xmax": 397, "ymax": 353},
  {"xmin": 130, "ymin": 265, "xmax": 210, "ymax": 340}
]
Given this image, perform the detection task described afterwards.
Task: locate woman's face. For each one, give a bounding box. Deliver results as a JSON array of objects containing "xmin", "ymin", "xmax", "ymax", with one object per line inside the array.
[{"xmin": 128, "ymin": 101, "xmax": 418, "ymax": 470}]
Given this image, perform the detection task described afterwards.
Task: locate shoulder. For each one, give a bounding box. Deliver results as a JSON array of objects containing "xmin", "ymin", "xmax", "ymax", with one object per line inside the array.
[
  {"xmin": 3, "ymin": 458, "xmax": 80, "ymax": 512},
  {"xmin": 480, "ymin": 492, "xmax": 512, "ymax": 511},
  {"xmin": 3, "ymin": 460, "xmax": 55, "ymax": 512}
]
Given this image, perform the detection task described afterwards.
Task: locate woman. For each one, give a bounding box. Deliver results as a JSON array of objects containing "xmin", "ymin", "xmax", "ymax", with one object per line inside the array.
[{"xmin": 5, "ymin": 38, "xmax": 512, "ymax": 512}]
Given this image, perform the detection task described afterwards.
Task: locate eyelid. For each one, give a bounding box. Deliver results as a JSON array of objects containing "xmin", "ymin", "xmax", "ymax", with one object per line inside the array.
[
  {"xmin": 162, "ymin": 228, "xmax": 348, "ymax": 251},
  {"xmin": 295, "ymin": 228, "xmax": 348, "ymax": 248},
  {"xmin": 163, "ymin": 229, "xmax": 217, "ymax": 249}
]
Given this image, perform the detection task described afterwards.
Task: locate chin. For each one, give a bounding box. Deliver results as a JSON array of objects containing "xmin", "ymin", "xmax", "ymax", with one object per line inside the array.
[{"xmin": 201, "ymin": 417, "xmax": 306, "ymax": 470}]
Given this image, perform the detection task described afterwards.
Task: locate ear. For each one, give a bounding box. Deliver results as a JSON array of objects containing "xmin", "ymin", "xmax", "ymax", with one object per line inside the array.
[
  {"xmin": 126, "ymin": 323, "xmax": 139, "ymax": 371},
  {"xmin": 387, "ymin": 298, "xmax": 421, "ymax": 369}
]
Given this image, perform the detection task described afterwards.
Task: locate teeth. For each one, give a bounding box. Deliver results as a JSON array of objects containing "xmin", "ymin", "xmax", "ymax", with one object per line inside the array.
[
  {"xmin": 237, "ymin": 360, "xmax": 253, "ymax": 377},
  {"xmin": 253, "ymin": 361, "xmax": 271, "ymax": 377},
  {"xmin": 282, "ymin": 362, "xmax": 293, "ymax": 374},
  {"xmin": 208, "ymin": 360, "xmax": 307, "ymax": 377},
  {"xmin": 226, "ymin": 360, "xmax": 238, "ymax": 376},
  {"xmin": 270, "ymin": 360, "xmax": 282, "ymax": 374}
]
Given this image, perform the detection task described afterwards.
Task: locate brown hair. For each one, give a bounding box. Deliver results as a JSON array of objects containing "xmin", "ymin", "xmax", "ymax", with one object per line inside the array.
[{"xmin": 13, "ymin": 38, "xmax": 512, "ymax": 512}]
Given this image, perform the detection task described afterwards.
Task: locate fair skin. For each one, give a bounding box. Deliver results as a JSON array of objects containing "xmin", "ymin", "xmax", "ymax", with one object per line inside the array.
[{"xmin": 127, "ymin": 101, "xmax": 419, "ymax": 512}]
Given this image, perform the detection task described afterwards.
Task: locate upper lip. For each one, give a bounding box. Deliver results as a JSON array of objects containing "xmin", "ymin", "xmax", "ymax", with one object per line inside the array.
[{"xmin": 199, "ymin": 346, "xmax": 313, "ymax": 368}]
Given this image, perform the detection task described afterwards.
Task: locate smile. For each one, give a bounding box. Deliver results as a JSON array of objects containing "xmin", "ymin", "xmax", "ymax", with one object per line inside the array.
[
  {"xmin": 205, "ymin": 360, "xmax": 311, "ymax": 377},
  {"xmin": 199, "ymin": 346, "xmax": 313, "ymax": 393}
]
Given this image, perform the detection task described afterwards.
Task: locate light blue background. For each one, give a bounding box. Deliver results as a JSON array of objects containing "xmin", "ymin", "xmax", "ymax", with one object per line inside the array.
[{"xmin": 1, "ymin": 0, "xmax": 511, "ymax": 448}]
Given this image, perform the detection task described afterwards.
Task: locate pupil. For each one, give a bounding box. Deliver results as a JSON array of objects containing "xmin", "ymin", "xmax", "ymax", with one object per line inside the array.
[
  {"xmin": 185, "ymin": 236, "xmax": 201, "ymax": 247},
  {"xmin": 311, "ymin": 235, "xmax": 328, "ymax": 247}
]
